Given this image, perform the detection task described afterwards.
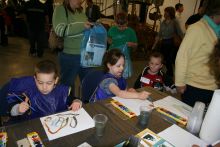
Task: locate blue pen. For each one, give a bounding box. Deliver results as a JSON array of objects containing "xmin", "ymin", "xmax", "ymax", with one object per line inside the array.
[{"xmin": 12, "ymin": 93, "xmax": 37, "ymax": 112}]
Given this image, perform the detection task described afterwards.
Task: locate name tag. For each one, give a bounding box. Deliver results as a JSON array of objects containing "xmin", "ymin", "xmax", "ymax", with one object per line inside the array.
[{"xmin": 140, "ymin": 77, "xmax": 150, "ymax": 84}]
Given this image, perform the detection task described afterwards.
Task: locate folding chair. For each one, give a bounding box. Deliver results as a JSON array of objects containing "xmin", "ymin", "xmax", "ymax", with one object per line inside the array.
[{"xmin": 80, "ymin": 70, "xmax": 104, "ymax": 103}]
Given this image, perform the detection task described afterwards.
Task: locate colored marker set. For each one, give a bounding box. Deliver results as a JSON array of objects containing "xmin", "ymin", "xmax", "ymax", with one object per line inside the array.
[
  {"xmin": 156, "ymin": 107, "xmax": 187, "ymax": 125},
  {"xmin": 0, "ymin": 132, "xmax": 7, "ymax": 147},
  {"xmin": 111, "ymin": 100, "xmax": 136, "ymax": 118},
  {"xmin": 27, "ymin": 132, "xmax": 44, "ymax": 147}
]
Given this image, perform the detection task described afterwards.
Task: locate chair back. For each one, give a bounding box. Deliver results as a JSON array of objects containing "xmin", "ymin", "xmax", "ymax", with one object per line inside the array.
[
  {"xmin": 81, "ymin": 70, "xmax": 104, "ymax": 103},
  {"xmin": 0, "ymin": 82, "xmax": 10, "ymax": 116}
]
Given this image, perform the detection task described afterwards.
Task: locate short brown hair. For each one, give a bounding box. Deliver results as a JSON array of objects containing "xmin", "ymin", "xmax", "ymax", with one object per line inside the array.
[
  {"xmin": 175, "ymin": 3, "xmax": 183, "ymax": 11},
  {"xmin": 148, "ymin": 51, "xmax": 164, "ymax": 64},
  {"xmin": 35, "ymin": 60, "xmax": 58, "ymax": 78},
  {"xmin": 102, "ymin": 49, "xmax": 125, "ymax": 72},
  {"xmin": 116, "ymin": 12, "xmax": 128, "ymax": 25},
  {"xmin": 164, "ymin": 7, "xmax": 176, "ymax": 19}
]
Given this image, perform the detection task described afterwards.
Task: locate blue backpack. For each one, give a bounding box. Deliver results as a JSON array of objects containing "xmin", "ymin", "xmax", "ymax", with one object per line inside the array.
[{"xmin": 80, "ymin": 23, "xmax": 107, "ymax": 67}]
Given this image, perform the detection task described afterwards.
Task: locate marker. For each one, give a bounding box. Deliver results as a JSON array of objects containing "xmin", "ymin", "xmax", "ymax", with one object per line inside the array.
[{"xmin": 12, "ymin": 93, "xmax": 37, "ymax": 112}]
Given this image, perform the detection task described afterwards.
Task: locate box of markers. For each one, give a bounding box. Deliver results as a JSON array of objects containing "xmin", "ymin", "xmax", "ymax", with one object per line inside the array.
[
  {"xmin": 111, "ymin": 100, "xmax": 136, "ymax": 118},
  {"xmin": 0, "ymin": 132, "xmax": 7, "ymax": 147},
  {"xmin": 156, "ymin": 107, "xmax": 187, "ymax": 125},
  {"xmin": 27, "ymin": 132, "xmax": 44, "ymax": 147}
]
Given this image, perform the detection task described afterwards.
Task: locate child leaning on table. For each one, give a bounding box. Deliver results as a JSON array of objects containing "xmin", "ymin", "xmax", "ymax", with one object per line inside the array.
[
  {"xmin": 134, "ymin": 51, "xmax": 176, "ymax": 93},
  {"xmin": 91, "ymin": 49, "xmax": 150, "ymax": 102},
  {"xmin": 6, "ymin": 60, "xmax": 82, "ymax": 123}
]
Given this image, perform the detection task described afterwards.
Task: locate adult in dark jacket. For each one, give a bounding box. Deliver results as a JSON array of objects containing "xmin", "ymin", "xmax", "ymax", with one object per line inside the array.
[{"xmin": 24, "ymin": 0, "xmax": 49, "ymax": 57}]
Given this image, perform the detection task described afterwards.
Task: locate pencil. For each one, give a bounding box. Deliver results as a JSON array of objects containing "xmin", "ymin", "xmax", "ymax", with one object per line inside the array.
[{"xmin": 12, "ymin": 93, "xmax": 37, "ymax": 112}]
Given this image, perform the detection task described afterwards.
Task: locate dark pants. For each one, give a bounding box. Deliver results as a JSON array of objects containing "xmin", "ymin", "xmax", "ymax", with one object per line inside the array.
[
  {"xmin": 0, "ymin": 15, "xmax": 7, "ymax": 46},
  {"xmin": 160, "ymin": 38, "xmax": 176, "ymax": 77},
  {"xmin": 27, "ymin": 25, "xmax": 45, "ymax": 57},
  {"xmin": 182, "ymin": 85, "xmax": 214, "ymax": 107},
  {"xmin": 58, "ymin": 52, "xmax": 93, "ymax": 96}
]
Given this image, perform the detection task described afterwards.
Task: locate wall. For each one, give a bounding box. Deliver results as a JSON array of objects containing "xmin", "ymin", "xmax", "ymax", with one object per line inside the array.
[
  {"xmin": 89, "ymin": 0, "xmax": 201, "ymax": 32},
  {"xmin": 146, "ymin": 0, "xmax": 201, "ymax": 32},
  {"xmin": 53, "ymin": 0, "xmax": 201, "ymax": 32}
]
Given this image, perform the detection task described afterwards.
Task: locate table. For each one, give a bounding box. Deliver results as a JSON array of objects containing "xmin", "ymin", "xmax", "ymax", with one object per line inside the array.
[{"xmin": 5, "ymin": 87, "xmax": 172, "ymax": 146}]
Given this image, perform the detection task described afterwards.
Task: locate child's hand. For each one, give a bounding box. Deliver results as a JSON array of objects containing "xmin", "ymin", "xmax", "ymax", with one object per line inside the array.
[
  {"xmin": 69, "ymin": 101, "xmax": 82, "ymax": 111},
  {"xmin": 138, "ymin": 91, "xmax": 151, "ymax": 100},
  {"xmin": 18, "ymin": 97, "xmax": 30, "ymax": 113}
]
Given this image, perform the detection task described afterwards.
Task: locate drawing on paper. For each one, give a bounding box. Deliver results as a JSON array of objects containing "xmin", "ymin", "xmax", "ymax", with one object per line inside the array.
[
  {"xmin": 43, "ymin": 113, "xmax": 79, "ymax": 134},
  {"xmin": 40, "ymin": 109, "xmax": 95, "ymax": 140}
]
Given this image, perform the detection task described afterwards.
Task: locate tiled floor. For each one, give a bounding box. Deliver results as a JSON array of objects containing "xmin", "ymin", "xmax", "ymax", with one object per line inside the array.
[{"xmin": 0, "ymin": 36, "xmax": 147, "ymax": 96}]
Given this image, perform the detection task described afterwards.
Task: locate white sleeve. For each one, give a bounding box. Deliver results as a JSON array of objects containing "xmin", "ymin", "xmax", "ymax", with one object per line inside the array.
[{"xmin": 10, "ymin": 104, "xmax": 24, "ymax": 116}]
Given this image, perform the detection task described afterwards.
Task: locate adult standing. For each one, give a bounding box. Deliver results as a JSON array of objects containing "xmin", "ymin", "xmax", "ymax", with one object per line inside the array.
[
  {"xmin": 175, "ymin": 3, "xmax": 185, "ymax": 33},
  {"xmin": 0, "ymin": 1, "xmax": 7, "ymax": 46},
  {"xmin": 52, "ymin": 0, "xmax": 92, "ymax": 95},
  {"xmin": 85, "ymin": 0, "xmax": 100, "ymax": 22},
  {"xmin": 185, "ymin": 6, "xmax": 205, "ymax": 30},
  {"xmin": 175, "ymin": 0, "xmax": 220, "ymax": 107},
  {"xmin": 24, "ymin": 0, "xmax": 49, "ymax": 57},
  {"xmin": 0, "ymin": 5, "xmax": 6, "ymax": 46},
  {"xmin": 152, "ymin": 7, "xmax": 183, "ymax": 77}
]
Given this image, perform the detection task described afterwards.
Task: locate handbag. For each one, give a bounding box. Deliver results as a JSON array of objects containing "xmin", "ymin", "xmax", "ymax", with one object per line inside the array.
[
  {"xmin": 80, "ymin": 23, "xmax": 107, "ymax": 67},
  {"xmin": 48, "ymin": 6, "xmax": 68, "ymax": 51},
  {"xmin": 48, "ymin": 29, "xmax": 64, "ymax": 51}
]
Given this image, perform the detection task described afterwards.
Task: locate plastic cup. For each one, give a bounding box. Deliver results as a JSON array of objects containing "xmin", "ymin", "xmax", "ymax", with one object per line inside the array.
[
  {"xmin": 138, "ymin": 105, "xmax": 153, "ymax": 127},
  {"xmin": 93, "ymin": 114, "xmax": 108, "ymax": 137}
]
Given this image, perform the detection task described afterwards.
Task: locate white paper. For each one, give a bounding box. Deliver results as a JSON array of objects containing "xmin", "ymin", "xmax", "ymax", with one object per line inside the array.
[
  {"xmin": 40, "ymin": 108, "xmax": 94, "ymax": 140},
  {"xmin": 200, "ymin": 90, "xmax": 220, "ymax": 144},
  {"xmin": 112, "ymin": 96, "xmax": 152, "ymax": 115},
  {"xmin": 77, "ymin": 142, "xmax": 92, "ymax": 147},
  {"xmin": 153, "ymin": 96, "xmax": 192, "ymax": 120},
  {"xmin": 158, "ymin": 125, "xmax": 208, "ymax": 147}
]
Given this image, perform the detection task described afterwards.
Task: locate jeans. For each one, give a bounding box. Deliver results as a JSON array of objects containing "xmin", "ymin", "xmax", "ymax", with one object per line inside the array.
[
  {"xmin": 182, "ymin": 85, "xmax": 214, "ymax": 107},
  {"xmin": 58, "ymin": 52, "xmax": 93, "ymax": 94}
]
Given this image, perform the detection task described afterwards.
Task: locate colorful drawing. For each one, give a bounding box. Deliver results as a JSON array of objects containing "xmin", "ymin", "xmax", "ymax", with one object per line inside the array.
[
  {"xmin": 44, "ymin": 113, "xmax": 79, "ymax": 134},
  {"xmin": 40, "ymin": 109, "xmax": 95, "ymax": 140}
]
